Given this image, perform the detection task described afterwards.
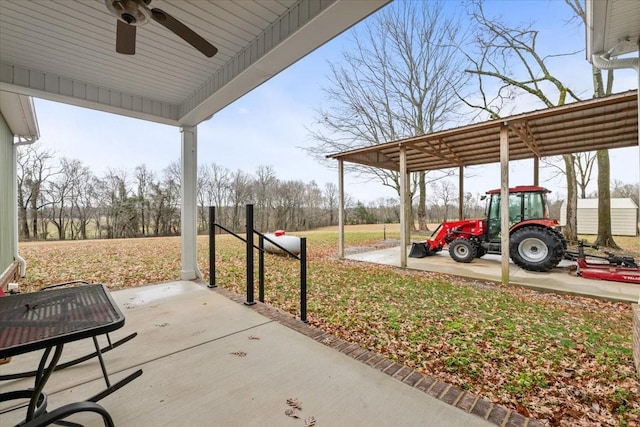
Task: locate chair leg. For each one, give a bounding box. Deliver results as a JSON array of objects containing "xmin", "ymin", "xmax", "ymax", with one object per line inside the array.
[
  {"xmin": 0, "ymin": 333, "xmax": 137, "ymax": 381},
  {"xmin": 21, "ymin": 401, "xmax": 115, "ymax": 427}
]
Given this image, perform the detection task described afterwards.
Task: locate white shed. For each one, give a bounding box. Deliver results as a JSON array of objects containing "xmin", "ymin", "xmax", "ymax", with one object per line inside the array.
[{"xmin": 560, "ymin": 198, "xmax": 639, "ymax": 236}]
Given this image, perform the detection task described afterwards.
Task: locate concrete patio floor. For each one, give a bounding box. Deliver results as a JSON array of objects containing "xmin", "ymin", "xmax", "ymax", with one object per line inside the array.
[
  {"xmin": 0, "ymin": 281, "xmax": 533, "ymax": 427},
  {"xmin": 345, "ymin": 246, "xmax": 640, "ymax": 303}
]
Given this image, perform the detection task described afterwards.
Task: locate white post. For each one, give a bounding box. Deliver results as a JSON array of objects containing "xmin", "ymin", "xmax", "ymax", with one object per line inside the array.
[
  {"xmin": 459, "ymin": 165, "xmax": 464, "ymax": 220},
  {"xmin": 338, "ymin": 159, "xmax": 345, "ymax": 259},
  {"xmin": 180, "ymin": 126, "xmax": 199, "ymax": 280},
  {"xmin": 500, "ymin": 123, "xmax": 510, "ymax": 285},
  {"xmin": 399, "ymin": 147, "xmax": 408, "ymax": 267}
]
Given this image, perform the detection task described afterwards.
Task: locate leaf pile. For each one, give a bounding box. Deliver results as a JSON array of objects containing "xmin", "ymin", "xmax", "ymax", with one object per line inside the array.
[{"xmin": 18, "ymin": 230, "xmax": 639, "ymax": 425}]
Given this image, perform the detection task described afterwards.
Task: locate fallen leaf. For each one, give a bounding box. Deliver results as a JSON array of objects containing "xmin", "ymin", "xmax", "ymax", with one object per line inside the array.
[
  {"xmin": 286, "ymin": 397, "xmax": 302, "ymax": 410},
  {"xmin": 285, "ymin": 408, "xmax": 299, "ymax": 419}
]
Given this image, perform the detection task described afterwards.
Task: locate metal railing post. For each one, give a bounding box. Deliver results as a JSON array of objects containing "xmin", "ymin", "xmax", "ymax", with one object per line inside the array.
[
  {"xmin": 258, "ymin": 235, "xmax": 265, "ymax": 303},
  {"xmin": 300, "ymin": 237, "xmax": 307, "ymax": 323},
  {"xmin": 245, "ymin": 204, "xmax": 255, "ymax": 305},
  {"xmin": 208, "ymin": 206, "xmax": 217, "ymax": 288}
]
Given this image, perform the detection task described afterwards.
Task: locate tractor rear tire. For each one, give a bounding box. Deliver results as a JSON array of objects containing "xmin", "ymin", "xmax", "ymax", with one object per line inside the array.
[
  {"xmin": 475, "ymin": 245, "xmax": 487, "ymax": 258},
  {"xmin": 449, "ymin": 239, "xmax": 477, "ymax": 263},
  {"xmin": 510, "ymin": 227, "xmax": 564, "ymax": 272}
]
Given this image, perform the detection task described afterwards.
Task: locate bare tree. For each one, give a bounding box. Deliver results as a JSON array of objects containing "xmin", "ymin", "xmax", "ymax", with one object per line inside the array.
[
  {"xmin": 305, "ymin": 0, "xmax": 467, "ymax": 231},
  {"xmin": 135, "ymin": 164, "xmax": 155, "ymax": 236},
  {"xmin": 46, "ymin": 158, "xmax": 83, "ymax": 240},
  {"xmin": 564, "ymin": 0, "xmax": 619, "ymax": 248},
  {"xmin": 16, "ymin": 144, "xmax": 57, "ymax": 239},
  {"xmin": 67, "ymin": 162, "xmax": 93, "ymax": 239},
  {"xmin": 323, "ymin": 182, "xmax": 339, "ymax": 225},
  {"xmin": 254, "ymin": 165, "xmax": 277, "ymax": 231},
  {"xmin": 207, "ymin": 162, "xmax": 231, "ymax": 227},
  {"xmin": 431, "ymin": 180, "xmax": 457, "ymax": 222},
  {"xmin": 463, "ymin": 0, "xmax": 586, "ymax": 241},
  {"xmin": 229, "ymin": 169, "xmax": 253, "ymax": 231},
  {"xmin": 611, "ymin": 180, "xmax": 639, "ymax": 206},
  {"xmin": 543, "ymin": 151, "xmax": 597, "ymax": 199},
  {"xmin": 303, "ymin": 180, "xmax": 324, "ymax": 229}
]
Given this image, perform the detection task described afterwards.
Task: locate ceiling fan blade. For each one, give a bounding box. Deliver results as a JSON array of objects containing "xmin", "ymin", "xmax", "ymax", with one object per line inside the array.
[
  {"xmin": 150, "ymin": 8, "xmax": 218, "ymax": 58},
  {"xmin": 116, "ymin": 20, "xmax": 136, "ymax": 55}
]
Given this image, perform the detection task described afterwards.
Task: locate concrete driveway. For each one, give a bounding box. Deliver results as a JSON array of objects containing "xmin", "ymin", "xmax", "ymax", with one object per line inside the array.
[{"xmin": 345, "ymin": 246, "xmax": 639, "ymax": 303}]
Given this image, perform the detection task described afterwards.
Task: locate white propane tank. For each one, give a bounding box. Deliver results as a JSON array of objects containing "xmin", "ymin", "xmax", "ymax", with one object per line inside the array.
[{"xmin": 263, "ymin": 230, "xmax": 301, "ymax": 255}]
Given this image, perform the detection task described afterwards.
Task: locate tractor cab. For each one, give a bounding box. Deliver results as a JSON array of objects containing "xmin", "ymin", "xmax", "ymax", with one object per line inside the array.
[{"xmin": 484, "ymin": 186, "xmax": 551, "ymax": 241}]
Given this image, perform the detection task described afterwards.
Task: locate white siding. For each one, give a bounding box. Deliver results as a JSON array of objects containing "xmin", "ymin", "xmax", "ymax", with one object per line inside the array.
[
  {"xmin": 0, "ymin": 113, "xmax": 15, "ymax": 269},
  {"xmin": 560, "ymin": 198, "xmax": 639, "ymax": 236}
]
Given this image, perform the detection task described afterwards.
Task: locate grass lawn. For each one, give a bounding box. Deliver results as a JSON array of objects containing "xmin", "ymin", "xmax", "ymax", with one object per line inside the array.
[{"xmin": 17, "ymin": 227, "xmax": 639, "ymax": 426}]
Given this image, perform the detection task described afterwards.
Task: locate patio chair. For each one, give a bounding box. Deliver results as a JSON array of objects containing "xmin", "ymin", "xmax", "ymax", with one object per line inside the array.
[{"xmin": 0, "ymin": 280, "xmax": 137, "ymax": 385}]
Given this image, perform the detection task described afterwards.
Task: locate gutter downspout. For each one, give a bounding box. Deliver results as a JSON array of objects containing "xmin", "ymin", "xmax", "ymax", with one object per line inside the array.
[
  {"xmin": 13, "ymin": 136, "xmax": 38, "ymax": 277},
  {"xmin": 591, "ymin": 42, "xmax": 640, "ymax": 233}
]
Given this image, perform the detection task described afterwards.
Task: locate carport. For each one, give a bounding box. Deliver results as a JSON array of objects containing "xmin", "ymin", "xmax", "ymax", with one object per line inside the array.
[{"xmin": 328, "ymin": 90, "xmax": 638, "ymax": 284}]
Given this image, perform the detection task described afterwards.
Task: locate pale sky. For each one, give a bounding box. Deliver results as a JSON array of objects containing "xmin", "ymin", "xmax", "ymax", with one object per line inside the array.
[{"xmin": 31, "ymin": 0, "xmax": 639, "ymax": 204}]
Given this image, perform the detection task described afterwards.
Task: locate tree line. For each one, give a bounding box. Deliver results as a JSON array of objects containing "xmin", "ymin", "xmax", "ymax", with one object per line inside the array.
[{"xmin": 16, "ymin": 143, "xmax": 405, "ymax": 241}]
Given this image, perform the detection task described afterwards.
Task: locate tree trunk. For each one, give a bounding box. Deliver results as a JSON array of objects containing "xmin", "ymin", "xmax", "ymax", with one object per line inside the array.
[
  {"xmin": 593, "ymin": 149, "xmax": 620, "ymax": 248},
  {"xmin": 17, "ymin": 190, "xmax": 29, "ymax": 239},
  {"xmin": 30, "ymin": 183, "xmax": 40, "ymax": 239},
  {"xmin": 417, "ymin": 172, "xmax": 428, "ymax": 231},
  {"xmin": 562, "ymin": 154, "xmax": 578, "ymax": 242}
]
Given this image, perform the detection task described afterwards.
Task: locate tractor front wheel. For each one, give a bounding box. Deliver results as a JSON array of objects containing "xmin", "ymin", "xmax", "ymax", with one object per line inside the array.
[
  {"xmin": 449, "ymin": 239, "xmax": 477, "ymax": 263},
  {"xmin": 509, "ymin": 227, "xmax": 564, "ymax": 272}
]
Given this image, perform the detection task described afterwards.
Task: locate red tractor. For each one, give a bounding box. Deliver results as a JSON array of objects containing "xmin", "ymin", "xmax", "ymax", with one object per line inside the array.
[{"xmin": 412, "ymin": 186, "xmax": 567, "ymax": 272}]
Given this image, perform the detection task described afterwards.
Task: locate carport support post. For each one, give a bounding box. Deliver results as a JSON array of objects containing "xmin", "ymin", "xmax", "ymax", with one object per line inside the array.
[
  {"xmin": 533, "ymin": 156, "xmax": 539, "ymax": 186},
  {"xmin": 338, "ymin": 160, "xmax": 345, "ymax": 259},
  {"xmin": 180, "ymin": 126, "xmax": 199, "ymax": 280},
  {"xmin": 500, "ymin": 123, "xmax": 510, "ymax": 285},
  {"xmin": 458, "ymin": 166, "xmax": 464, "ymax": 220},
  {"xmin": 399, "ymin": 147, "xmax": 408, "ymax": 267}
]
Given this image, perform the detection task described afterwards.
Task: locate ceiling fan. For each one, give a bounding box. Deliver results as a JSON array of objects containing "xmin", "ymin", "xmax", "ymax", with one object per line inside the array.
[{"xmin": 105, "ymin": 0, "xmax": 218, "ymax": 57}]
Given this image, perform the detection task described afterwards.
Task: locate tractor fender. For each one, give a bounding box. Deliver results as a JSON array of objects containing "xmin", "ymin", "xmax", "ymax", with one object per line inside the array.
[{"xmin": 509, "ymin": 219, "xmax": 559, "ymax": 234}]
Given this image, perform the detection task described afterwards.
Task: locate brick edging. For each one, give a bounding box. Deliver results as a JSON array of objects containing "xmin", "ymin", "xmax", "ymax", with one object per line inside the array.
[
  {"xmin": 210, "ymin": 286, "xmax": 543, "ymax": 427},
  {"xmin": 633, "ymin": 304, "xmax": 640, "ymax": 378}
]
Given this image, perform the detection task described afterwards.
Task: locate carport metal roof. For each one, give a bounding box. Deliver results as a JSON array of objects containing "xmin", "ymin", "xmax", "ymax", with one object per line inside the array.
[{"xmin": 328, "ymin": 90, "xmax": 638, "ymax": 173}]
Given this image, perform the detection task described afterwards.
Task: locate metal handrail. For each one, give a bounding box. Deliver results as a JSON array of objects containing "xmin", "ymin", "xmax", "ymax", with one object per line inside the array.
[{"xmin": 208, "ymin": 205, "xmax": 308, "ymax": 322}]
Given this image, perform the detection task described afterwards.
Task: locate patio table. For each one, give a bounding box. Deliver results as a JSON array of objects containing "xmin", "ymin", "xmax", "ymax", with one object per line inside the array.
[{"xmin": 0, "ymin": 284, "xmax": 141, "ymax": 426}]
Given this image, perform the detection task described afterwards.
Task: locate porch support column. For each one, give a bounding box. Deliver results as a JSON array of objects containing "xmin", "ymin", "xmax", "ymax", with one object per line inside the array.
[
  {"xmin": 500, "ymin": 123, "xmax": 510, "ymax": 285},
  {"xmin": 399, "ymin": 147, "xmax": 408, "ymax": 267},
  {"xmin": 180, "ymin": 125, "xmax": 200, "ymax": 280},
  {"xmin": 458, "ymin": 165, "xmax": 464, "ymax": 220},
  {"xmin": 637, "ymin": 54, "xmax": 640, "ymax": 229},
  {"xmin": 338, "ymin": 159, "xmax": 345, "ymax": 259},
  {"xmin": 533, "ymin": 156, "xmax": 539, "ymax": 186}
]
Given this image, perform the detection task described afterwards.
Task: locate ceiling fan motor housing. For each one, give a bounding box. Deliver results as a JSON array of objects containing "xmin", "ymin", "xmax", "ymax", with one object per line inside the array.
[{"xmin": 106, "ymin": 0, "xmax": 152, "ymax": 26}]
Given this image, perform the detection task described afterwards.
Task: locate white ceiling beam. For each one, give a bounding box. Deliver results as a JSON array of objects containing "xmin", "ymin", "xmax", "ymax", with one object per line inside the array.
[{"xmin": 0, "ymin": 63, "xmax": 180, "ymax": 126}]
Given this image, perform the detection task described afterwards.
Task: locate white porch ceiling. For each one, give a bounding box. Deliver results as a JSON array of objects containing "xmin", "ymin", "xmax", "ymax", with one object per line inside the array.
[
  {"xmin": 586, "ymin": 0, "xmax": 640, "ymax": 58},
  {"xmin": 0, "ymin": 0, "xmax": 390, "ymax": 126}
]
